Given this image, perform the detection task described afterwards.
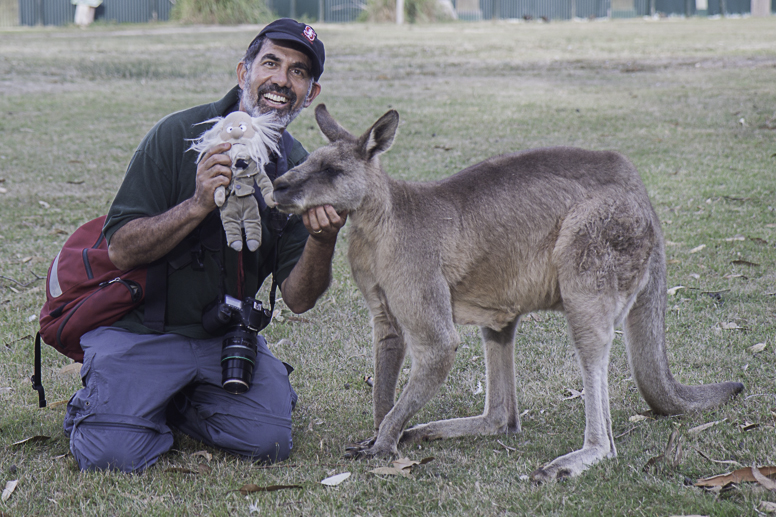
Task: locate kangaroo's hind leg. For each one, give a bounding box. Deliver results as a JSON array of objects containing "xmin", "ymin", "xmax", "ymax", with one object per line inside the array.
[{"xmin": 401, "ymin": 317, "xmax": 521, "ymax": 444}]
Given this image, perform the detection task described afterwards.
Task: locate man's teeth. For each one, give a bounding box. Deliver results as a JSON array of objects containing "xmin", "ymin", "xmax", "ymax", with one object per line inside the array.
[{"xmin": 264, "ymin": 92, "xmax": 288, "ymax": 103}]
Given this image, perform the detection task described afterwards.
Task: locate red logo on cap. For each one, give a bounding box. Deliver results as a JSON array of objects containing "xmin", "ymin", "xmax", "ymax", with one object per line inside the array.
[{"xmin": 303, "ymin": 25, "xmax": 316, "ymax": 43}]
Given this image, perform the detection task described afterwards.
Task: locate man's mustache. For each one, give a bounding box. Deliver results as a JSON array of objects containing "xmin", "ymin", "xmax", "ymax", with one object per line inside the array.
[{"xmin": 257, "ymin": 83, "xmax": 297, "ymax": 107}]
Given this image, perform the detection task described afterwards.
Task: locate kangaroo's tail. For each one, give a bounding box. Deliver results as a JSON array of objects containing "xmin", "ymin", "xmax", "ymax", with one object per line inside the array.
[{"xmin": 623, "ymin": 251, "xmax": 743, "ymax": 415}]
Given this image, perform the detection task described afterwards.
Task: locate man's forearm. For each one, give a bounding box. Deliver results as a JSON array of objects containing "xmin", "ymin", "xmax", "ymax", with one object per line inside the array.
[
  {"xmin": 108, "ymin": 198, "xmax": 209, "ymax": 270},
  {"xmin": 281, "ymin": 237, "xmax": 336, "ymax": 314}
]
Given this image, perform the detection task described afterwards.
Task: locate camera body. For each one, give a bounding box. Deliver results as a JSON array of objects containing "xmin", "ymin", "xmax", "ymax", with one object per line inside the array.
[{"xmin": 202, "ymin": 294, "xmax": 272, "ymax": 394}]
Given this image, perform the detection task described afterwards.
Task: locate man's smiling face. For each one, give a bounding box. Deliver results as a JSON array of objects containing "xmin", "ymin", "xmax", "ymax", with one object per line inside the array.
[{"xmin": 237, "ymin": 39, "xmax": 321, "ymax": 128}]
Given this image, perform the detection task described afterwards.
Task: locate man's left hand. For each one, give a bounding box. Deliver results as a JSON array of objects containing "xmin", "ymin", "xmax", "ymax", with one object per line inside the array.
[{"xmin": 302, "ymin": 205, "xmax": 347, "ymax": 242}]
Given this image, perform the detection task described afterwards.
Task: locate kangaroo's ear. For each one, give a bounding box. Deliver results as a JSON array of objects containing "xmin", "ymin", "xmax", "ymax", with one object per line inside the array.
[
  {"xmin": 359, "ymin": 110, "xmax": 399, "ymax": 161},
  {"xmin": 315, "ymin": 104, "xmax": 352, "ymax": 143}
]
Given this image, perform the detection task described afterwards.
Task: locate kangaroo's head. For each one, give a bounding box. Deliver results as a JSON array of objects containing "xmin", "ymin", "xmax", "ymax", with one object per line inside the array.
[{"xmin": 272, "ymin": 104, "xmax": 399, "ymax": 216}]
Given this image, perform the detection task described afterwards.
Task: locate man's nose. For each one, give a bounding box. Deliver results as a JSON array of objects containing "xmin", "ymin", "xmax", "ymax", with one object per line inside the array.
[{"xmin": 268, "ymin": 65, "xmax": 290, "ymax": 87}]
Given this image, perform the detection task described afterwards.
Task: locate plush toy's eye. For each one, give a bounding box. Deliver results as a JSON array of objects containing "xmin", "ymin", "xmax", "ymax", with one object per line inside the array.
[
  {"xmin": 240, "ymin": 123, "xmax": 248, "ymax": 131},
  {"xmin": 226, "ymin": 126, "xmax": 234, "ymax": 133}
]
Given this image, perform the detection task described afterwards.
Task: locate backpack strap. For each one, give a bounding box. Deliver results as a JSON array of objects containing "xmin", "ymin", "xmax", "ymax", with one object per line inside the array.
[{"xmin": 32, "ymin": 333, "xmax": 47, "ymax": 408}]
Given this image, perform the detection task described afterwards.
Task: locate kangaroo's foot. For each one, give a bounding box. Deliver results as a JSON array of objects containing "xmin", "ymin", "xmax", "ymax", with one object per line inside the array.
[
  {"xmin": 344, "ymin": 436, "xmax": 397, "ymax": 459},
  {"xmin": 400, "ymin": 414, "xmax": 521, "ymax": 445},
  {"xmin": 530, "ymin": 445, "xmax": 615, "ymax": 483}
]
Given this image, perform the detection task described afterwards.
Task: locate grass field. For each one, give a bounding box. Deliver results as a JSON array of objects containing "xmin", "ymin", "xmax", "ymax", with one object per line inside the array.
[{"xmin": 1, "ymin": 16, "xmax": 775, "ymax": 516}]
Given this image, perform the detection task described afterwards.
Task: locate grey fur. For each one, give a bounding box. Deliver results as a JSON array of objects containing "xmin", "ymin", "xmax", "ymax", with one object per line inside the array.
[{"xmin": 273, "ymin": 105, "xmax": 744, "ymax": 481}]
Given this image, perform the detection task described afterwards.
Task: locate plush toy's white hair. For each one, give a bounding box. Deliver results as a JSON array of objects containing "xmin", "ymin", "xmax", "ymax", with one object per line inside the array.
[{"xmin": 189, "ymin": 112, "xmax": 282, "ymax": 167}]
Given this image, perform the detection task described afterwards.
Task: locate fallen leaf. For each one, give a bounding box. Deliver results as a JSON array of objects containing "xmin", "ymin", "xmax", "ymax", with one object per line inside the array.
[
  {"xmin": 11, "ymin": 435, "xmax": 50, "ymax": 446},
  {"xmin": 629, "ymin": 414, "xmax": 649, "ymax": 423},
  {"xmin": 723, "ymin": 273, "xmax": 746, "ymax": 280},
  {"xmin": 667, "ymin": 285, "xmax": 685, "ymax": 296},
  {"xmin": 0, "ymin": 387, "xmax": 12, "ymax": 394},
  {"xmin": 694, "ymin": 447, "xmax": 743, "ymax": 467},
  {"xmin": 1, "ymin": 480, "xmax": 18, "ymax": 502},
  {"xmin": 731, "ymin": 259, "xmax": 760, "ymax": 267},
  {"xmin": 761, "ymin": 501, "xmax": 776, "ymax": 513},
  {"xmin": 740, "ymin": 421, "xmax": 759, "ymax": 431},
  {"xmin": 190, "ymin": 450, "xmax": 212, "ymax": 462},
  {"xmin": 0, "ymin": 187, "xmax": 7, "ymax": 194},
  {"xmin": 752, "ymin": 464, "xmax": 776, "ymax": 491},
  {"xmin": 724, "ymin": 235, "xmax": 746, "ymax": 242},
  {"xmin": 719, "ymin": 322, "xmax": 744, "ymax": 330},
  {"xmin": 321, "ymin": 472, "xmax": 351, "ymax": 486},
  {"xmin": 689, "ymin": 244, "xmax": 706, "ymax": 253},
  {"xmin": 369, "ymin": 457, "xmax": 434, "ymax": 477},
  {"xmin": 38, "ymin": 200, "xmax": 50, "ymax": 209},
  {"xmin": 695, "ymin": 465, "xmax": 776, "ymax": 488},
  {"xmin": 563, "ymin": 388, "xmax": 584, "ymax": 400},
  {"xmin": 644, "ymin": 430, "xmax": 683, "ymax": 473},
  {"xmin": 59, "ymin": 363, "xmax": 82, "ymax": 376},
  {"xmin": 473, "ymin": 381, "xmax": 483, "ymax": 395},
  {"xmin": 688, "ymin": 419, "xmax": 725, "ymax": 434},
  {"xmin": 749, "ymin": 342, "xmax": 767, "ymax": 354},
  {"xmin": 198, "ymin": 464, "xmax": 212, "ymax": 474},
  {"xmin": 52, "ymin": 452, "xmax": 71, "ymax": 461},
  {"xmin": 238, "ymin": 484, "xmax": 302, "ymax": 495}
]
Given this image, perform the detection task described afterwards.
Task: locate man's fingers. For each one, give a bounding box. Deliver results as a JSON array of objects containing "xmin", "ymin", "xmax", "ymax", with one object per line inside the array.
[{"xmin": 304, "ymin": 205, "xmax": 347, "ymax": 236}]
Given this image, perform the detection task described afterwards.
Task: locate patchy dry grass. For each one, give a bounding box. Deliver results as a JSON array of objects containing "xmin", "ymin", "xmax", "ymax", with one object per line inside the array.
[{"xmin": 1, "ymin": 17, "xmax": 775, "ymax": 516}]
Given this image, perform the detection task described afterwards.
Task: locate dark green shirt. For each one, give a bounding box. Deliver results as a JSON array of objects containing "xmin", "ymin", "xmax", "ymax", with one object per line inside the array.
[{"xmin": 104, "ymin": 86, "xmax": 311, "ymax": 339}]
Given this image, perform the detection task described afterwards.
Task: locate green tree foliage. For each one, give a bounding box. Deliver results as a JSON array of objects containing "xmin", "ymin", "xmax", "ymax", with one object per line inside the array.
[{"xmin": 172, "ymin": 0, "xmax": 275, "ymax": 24}]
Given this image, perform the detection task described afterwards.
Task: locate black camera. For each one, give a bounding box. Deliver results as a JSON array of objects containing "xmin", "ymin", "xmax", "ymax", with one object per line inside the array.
[{"xmin": 202, "ymin": 295, "xmax": 272, "ymax": 394}]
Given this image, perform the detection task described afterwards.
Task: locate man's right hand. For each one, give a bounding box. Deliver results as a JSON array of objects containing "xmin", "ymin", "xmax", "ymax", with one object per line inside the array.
[
  {"xmin": 192, "ymin": 142, "xmax": 233, "ymax": 217},
  {"xmin": 108, "ymin": 144, "xmax": 234, "ymax": 271}
]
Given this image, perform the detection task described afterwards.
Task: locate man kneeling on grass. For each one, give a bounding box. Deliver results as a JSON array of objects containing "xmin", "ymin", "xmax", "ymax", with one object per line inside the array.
[{"xmin": 64, "ymin": 19, "xmax": 347, "ymax": 472}]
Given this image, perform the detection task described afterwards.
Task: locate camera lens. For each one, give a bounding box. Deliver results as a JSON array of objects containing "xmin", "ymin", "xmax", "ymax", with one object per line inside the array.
[{"xmin": 220, "ymin": 329, "xmax": 258, "ymax": 394}]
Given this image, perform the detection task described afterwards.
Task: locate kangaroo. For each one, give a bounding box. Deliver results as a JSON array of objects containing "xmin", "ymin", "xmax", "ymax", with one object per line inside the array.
[{"xmin": 272, "ymin": 105, "xmax": 744, "ymax": 481}]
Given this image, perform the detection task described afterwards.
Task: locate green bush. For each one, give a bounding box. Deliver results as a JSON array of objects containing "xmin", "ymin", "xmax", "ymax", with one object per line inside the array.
[
  {"xmin": 171, "ymin": 0, "xmax": 275, "ymax": 25},
  {"xmin": 359, "ymin": 0, "xmax": 456, "ymax": 23}
]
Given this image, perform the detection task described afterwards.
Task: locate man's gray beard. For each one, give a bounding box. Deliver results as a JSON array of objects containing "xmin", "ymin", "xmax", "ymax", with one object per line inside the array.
[{"xmin": 241, "ymin": 75, "xmax": 311, "ymax": 128}]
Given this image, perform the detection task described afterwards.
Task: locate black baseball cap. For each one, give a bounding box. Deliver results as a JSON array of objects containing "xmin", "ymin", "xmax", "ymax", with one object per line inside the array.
[{"xmin": 251, "ymin": 18, "xmax": 325, "ymax": 82}]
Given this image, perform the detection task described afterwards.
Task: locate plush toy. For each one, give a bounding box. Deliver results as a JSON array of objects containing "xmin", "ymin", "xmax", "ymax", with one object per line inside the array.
[{"xmin": 190, "ymin": 111, "xmax": 281, "ymax": 252}]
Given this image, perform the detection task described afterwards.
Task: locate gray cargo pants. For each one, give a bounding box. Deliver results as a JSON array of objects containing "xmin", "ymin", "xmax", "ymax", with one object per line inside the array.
[{"xmin": 64, "ymin": 327, "xmax": 297, "ymax": 472}]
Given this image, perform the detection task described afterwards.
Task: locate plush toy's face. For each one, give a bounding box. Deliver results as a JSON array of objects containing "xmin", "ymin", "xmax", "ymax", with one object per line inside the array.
[{"xmin": 220, "ymin": 111, "xmax": 256, "ymax": 142}]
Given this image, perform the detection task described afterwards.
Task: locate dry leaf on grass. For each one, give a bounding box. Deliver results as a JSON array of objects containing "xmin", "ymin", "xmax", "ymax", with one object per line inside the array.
[
  {"xmin": 1, "ymin": 480, "xmax": 18, "ymax": 502},
  {"xmin": 749, "ymin": 342, "xmax": 767, "ymax": 354},
  {"xmin": 321, "ymin": 472, "xmax": 351, "ymax": 486},
  {"xmin": 761, "ymin": 501, "xmax": 776, "ymax": 513},
  {"xmin": 731, "ymin": 259, "xmax": 760, "ymax": 267},
  {"xmin": 239, "ymin": 484, "xmax": 302, "ymax": 495},
  {"xmin": 644, "ymin": 430, "xmax": 683, "ymax": 472},
  {"xmin": 629, "ymin": 414, "xmax": 649, "ymax": 423},
  {"xmin": 11, "ymin": 435, "xmax": 50, "ymax": 446},
  {"xmin": 689, "ymin": 244, "xmax": 706, "ymax": 253},
  {"xmin": 370, "ymin": 457, "xmax": 435, "ymax": 477},
  {"xmin": 688, "ymin": 419, "xmax": 726, "ymax": 434},
  {"xmin": 563, "ymin": 388, "xmax": 584, "ymax": 400},
  {"xmin": 724, "ymin": 235, "xmax": 746, "ymax": 242},
  {"xmin": 751, "ymin": 464, "xmax": 776, "ymax": 491},
  {"xmin": 667, "ymin": 285, "xmax": 685, "ymax": 296},
  {"xmin": 719, "ymin": 322, "xmax": 745, "ymax": 330},
  {"xmin": 695, "ymin": 465, "xmax": 776, "ymax": 488}
]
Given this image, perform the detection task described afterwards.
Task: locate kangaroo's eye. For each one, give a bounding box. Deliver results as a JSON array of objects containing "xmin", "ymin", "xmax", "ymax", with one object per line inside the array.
[{"xmin": 320, "ymin": 168, "xmax": 341, "ymax": 176}]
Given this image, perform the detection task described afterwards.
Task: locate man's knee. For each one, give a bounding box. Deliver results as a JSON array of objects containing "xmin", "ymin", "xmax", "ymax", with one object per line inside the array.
[
  {"xmin": 230, "ymin": 422, "xmax": 293, "ymax": 463},
  {"xmin": 70, "ymin": 418, "xmax": 173, "ymax": 473}
]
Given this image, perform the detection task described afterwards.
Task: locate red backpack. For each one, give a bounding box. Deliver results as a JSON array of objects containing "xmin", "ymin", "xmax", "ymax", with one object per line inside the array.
[
  {"xmin": 32, "ymin": 216, "xmax": 161, "ymax": 408},
  {"xmin": 38, "ymin": 216, "xmax": 147, "ymax": 361}
]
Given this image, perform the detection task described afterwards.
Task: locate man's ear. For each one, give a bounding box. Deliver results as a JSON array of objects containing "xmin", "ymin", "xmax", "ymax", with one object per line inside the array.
[
  {"xmin": 236, "ymin": 61, "xmax": 248, "ymax": 90},
  {"xmin": 303, "ymin": 82, "xmax": 322, "ymax": 108}
]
